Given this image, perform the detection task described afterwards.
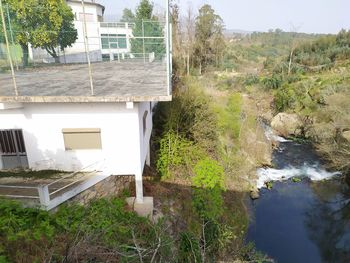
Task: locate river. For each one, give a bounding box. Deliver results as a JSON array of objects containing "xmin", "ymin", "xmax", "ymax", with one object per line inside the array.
[{"xmin": 246, "ymin": 140, "xmax": 350, "ymax": 263}]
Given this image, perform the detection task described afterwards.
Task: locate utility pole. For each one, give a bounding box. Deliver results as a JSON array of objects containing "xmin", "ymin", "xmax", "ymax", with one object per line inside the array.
[{"xmin": 0, "ymin": 0, "xmax": 18, "ymax": 96}]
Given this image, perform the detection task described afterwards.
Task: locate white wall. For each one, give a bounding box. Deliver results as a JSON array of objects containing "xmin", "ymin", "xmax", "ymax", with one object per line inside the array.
[
  {"xmin": 100, "ymin": 25, "xmax": 133, "ymax": 54},
  {"xmin": 0, "ymin": 102, "xmax": 148, "ymax": 176},
  {"xmin": 138, "ymin": 102, "xmax": 153, "ymax": 173},
  {"xmin": 66, "ymin": 1, "xmax": 103, "ymax": 55}
]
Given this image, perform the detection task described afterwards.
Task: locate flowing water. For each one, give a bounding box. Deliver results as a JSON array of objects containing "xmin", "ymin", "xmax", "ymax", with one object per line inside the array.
[{"xmin": 247, "ymin": 139, "xmax": 350, "ymax": 263}]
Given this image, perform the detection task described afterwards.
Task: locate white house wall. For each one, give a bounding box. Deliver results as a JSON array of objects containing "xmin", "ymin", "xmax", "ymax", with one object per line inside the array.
[
  {"xmin": 0, "ymin": 102, "xmax": 147, "ymax": 176},
  {"xmin": 138, "ymin": 102, "xmax": 153, "ymax": 173}
]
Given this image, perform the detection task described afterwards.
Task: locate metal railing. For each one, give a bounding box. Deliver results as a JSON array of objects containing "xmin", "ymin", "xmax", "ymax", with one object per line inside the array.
[
  {"xmin": 100, "ymin": 22, "xmax": 135, "ymax": 28},
  {"xmin": 0, "ymin": 160, "xmax": 107, "ymax": 209}
]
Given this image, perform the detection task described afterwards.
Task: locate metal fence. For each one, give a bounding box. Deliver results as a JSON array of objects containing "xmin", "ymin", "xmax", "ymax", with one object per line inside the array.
[
  {"xmin": 0, "ymin": 0, "xmax": 172, "ymax": 97},
  {"xmin": 0, "ymin": 160, "xmax": 108, "ymax": 210}
]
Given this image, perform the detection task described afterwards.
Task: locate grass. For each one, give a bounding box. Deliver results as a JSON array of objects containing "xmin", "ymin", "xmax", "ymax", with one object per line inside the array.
[{"xmin": 0, "ymin": 169, "xmax": 67, "ymax": 179}]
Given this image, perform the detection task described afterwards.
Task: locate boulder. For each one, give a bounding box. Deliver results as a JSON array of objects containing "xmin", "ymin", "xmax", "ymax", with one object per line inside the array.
[
  {"xmin": 250, "ymin": 189, "xmax": 260, "ymax": 200},
  {"xmin": 271, "ymin": 113, "xmax": 303, "ymax": 137},
  {"xmin": 342, "ymin": 130, "xmax": 350, "ymax": 142}
]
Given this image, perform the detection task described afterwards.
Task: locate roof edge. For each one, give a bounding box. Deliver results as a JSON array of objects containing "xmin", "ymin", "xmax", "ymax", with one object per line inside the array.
[{"xmin": 0, "ymin": 95, "xmax": 172, "ymax": 103}]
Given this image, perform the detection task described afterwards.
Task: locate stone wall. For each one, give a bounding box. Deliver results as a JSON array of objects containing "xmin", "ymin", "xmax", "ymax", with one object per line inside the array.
[{"xmin": 69, "ymin": 175, "xmax": 134, "ymax": 205}]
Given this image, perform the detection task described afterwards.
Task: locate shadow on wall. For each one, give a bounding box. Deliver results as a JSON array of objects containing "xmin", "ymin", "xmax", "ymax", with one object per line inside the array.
[{"xmin": 23, "ymin": 131, "xmax": 83, "ymax": 172}]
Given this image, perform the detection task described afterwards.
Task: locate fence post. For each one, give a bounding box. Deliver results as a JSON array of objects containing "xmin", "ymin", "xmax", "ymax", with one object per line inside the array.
[
  {"xmin": 0, "ymin": 0, "xmax": 17, "ymax": 96},
  {"xmin": 38, "ymin": 185, "xmax": 50, "ymax": 207},
  {"xmin": 142, "ymin": 19, "xmax": 145, "ymax": 63},
  {"xmin": 81, "ymin": 0, "xmax": 94, "ymax": 96}
]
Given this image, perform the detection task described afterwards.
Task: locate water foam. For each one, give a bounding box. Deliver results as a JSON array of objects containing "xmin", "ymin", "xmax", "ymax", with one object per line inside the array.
[
  {"xmin": 257, "ymin": 165, "xmax": 341, "ymax": 189},
  {"xmin": 261, "ymin": 122, "xmax": 290, "ymax": 142}
]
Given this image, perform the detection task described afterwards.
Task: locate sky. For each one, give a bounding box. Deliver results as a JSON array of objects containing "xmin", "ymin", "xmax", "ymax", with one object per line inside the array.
[{"xmin": 98, "ymin": 0, "xmax": 350, "ymax": 34}]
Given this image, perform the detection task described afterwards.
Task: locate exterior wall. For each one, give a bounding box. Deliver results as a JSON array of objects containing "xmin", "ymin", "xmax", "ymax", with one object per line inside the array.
[
  {"xmin": 138, "ymin": 102, "xmax": 153, "ymax": 172},
  {"xmin": 0, "ymin": 102, "xmax": 148, "ymax": 177},
  {"xmin": 67, "ymin": 1, "xmax": 102, "ymax": 61},
  {"xmin": 68, "ymin": 175, "xmax": 134, "ymax": 205}
]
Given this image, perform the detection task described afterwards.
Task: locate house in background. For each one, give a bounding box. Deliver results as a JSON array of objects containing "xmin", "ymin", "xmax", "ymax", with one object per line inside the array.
[
  {"xmin": 0, "ymin": 0, "xmax": 172, "ymax": 212},
  {"xmin": 30, "ymin": 0, "xmax": 137, "ymax": 63}
]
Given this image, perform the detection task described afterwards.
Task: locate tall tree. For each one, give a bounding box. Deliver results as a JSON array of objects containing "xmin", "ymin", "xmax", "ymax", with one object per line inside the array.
[
  {"xmin": 194, "ymin": 4, "xmax": 225, "ymax": 74},
  {"xmin": 184, "ymin": 5, "xmax": 195, "ymax": 75},
  {"xmin": 120, "ymin": 8, "xmax": 135, "ymax": 22},
  {"xmin": 4, "ymin": 0, "xmax": 77, "ymax": 65},
  {"xmin": 130, "ymin": 0, "xmax": 165, "ymax": 59}
]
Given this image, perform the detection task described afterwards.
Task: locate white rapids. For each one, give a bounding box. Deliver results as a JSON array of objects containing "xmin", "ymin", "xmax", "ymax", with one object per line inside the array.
[
  {"xmin": 261, "ymin": 121, "xmax": 290, "ymax": 142},
  {"xmin": 257, "ymin": 165, "xmax": 342, "ymax": 189}
]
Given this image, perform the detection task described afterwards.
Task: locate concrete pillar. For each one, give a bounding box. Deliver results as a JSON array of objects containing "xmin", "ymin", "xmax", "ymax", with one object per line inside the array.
[
  {"xmin": 135, "ymin": 172, "xmax": 144, "ymax": 203},
  {"xmin": 38, "ymin": 185, "xmax": 50, "ymax": 206}
]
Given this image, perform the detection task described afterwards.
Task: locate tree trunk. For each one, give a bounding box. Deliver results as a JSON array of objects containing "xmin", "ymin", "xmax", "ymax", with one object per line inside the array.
[
  {"xmin": 288, "ymin": 48, "xmax": 294, "ymax": 75},
  {"xmin": 45, "ymin": 46, "xmax": 59, "ymax": 63},
  {"xmin": 187, "ymin": 53, "xmax": 190, "ymax": 76},
  {"xmin": 20, "ymin": 43, "xmax": 29, "ymax": 67}
]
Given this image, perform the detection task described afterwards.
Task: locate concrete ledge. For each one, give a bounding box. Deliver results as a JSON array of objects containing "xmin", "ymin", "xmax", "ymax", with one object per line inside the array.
[
  {"xmin": 0, "ymin": 103, "xmax": 23, "ymax": 109},
  {"xmin": 0, "ymin": 95, "xmax": 172, "ymax": 103},
  {"xmin": 126, "ymin": 196, "xmax": 154, "ymax": 218}
]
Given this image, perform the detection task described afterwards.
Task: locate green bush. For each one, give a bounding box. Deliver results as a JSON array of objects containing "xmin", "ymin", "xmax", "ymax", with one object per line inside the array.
[
  {"xmin": 217, "ymin": 93, "xmax": 242, "ymax": 140},
  {"xmin": 156, "ymin": 131, "xmax": 204, "ymax": 179},
  {"xmin": 243, "ymin": 74, "xmax": 260, "ymax": 86},
  {"xmin": 192, "ymin": 158, "xmax": 225, "ymax": 220},
  {"xmin": 261, "ymin": 74, "xmax": 283, "ymax": 90},
  {"xmin": 0, "ymin": 198, "xmax": 173, "ymax": 262}
]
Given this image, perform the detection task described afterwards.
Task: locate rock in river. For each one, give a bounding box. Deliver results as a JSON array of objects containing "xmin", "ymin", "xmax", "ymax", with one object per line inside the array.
[{"xmin": 271, "ymin": 113, "xmax": 303, "ymax": 137}]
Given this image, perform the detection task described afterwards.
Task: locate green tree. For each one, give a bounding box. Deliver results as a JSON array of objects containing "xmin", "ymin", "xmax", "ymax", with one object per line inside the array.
[
  {"xmin": 4, "ymin": 0, "xmax": 77, "ymax": 65},
  {"xmin": 194, "ymin": 4, "xmax": 225, "ymax": 73},
  {"xmin": 120, "ymin": 8, "xmax": 135, "ymax": 22},
  {"xmin": 130, "ymin": 0, "xmax": 165, "ymax": 59}
]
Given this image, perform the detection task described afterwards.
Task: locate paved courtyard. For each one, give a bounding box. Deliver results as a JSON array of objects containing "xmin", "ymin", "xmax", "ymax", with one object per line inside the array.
[{"xmin": 0, "ymin": 61, "xmax": 169, "ymax": 102}]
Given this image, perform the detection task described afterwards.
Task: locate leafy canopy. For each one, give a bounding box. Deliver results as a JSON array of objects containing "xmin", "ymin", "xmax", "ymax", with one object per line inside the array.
[
  {"xmin": 4, "ymin": 0, "xmax": 77, "ymax": 60},
  {"xmin": 130, "ymin": 0, "xmax": 165, "ymax": 58}
]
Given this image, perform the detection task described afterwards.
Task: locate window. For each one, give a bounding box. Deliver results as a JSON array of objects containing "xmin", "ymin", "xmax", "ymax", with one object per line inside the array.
[
  {"xmin": 101, "ymin": 34, "xmax": 127, "ymax": 49},
  {"xmin": 0, "ymin": 129, "xmax": 26, "ymax": 155},
  {"xmin": 143, "ymin": 111, "xmax": 148, "ymax": 136},
  {"xmin": 79, "ymin": 13, "xmax": 94, "ymax": 22},
  {"xmin": 62, "ymin": 128, "xmax": 102, "ymax": 150},
  {"xmin": 102, "ymin": 54, "xmax": 110, "ymax": 61}
]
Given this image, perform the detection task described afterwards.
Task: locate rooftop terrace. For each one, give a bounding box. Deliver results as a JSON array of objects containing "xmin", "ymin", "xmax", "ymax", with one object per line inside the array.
[{"xmin": 0, "ymin": 61, "xmax": 170, "ymax": 102}]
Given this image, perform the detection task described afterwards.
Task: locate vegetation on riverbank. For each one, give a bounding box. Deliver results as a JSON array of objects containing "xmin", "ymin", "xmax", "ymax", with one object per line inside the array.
[{"xmin": 0, "ymin": 1, "xmax": 349, "ymax": 262}]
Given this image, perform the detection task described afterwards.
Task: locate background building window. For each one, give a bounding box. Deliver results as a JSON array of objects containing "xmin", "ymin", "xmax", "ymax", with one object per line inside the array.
[
  {"xmin": 101, "ymin": 34, "xmax": 127, "ymax": 49},
  {"xmin": 62, "ymin": 128, "xmax": 102, "ymax": 150}
]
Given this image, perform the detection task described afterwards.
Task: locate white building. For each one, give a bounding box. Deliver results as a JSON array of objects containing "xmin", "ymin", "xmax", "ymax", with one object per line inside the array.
[
  {"xmin": 31, "ymin": 0, "xmax": 136, "ymax": 63},
  {"xmin": 0, "ymin": 58, "xmax": 171, "ymax": 206},
  {"xmin": 0, "ymin": 1, "xmax": 172, "ymax": 209}
]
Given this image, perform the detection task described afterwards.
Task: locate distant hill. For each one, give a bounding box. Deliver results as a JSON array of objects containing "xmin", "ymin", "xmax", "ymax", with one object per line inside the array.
[{"xmin": 224, "ymin": 29, "xmax": 253, "ymax": 37}]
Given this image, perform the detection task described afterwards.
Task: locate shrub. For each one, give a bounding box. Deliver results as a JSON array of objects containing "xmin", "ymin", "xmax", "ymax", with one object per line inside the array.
[
  {"xmin": 217, "ymin": 93, "xmax": 242, "ymax": 140},
  {"xmin": 192, "ymin": 158, "xmax": 225, "ymax": 220},
  {"xmin": 0, "ymin": 198, "xmax": 174, "ymax": 262},
  {"xmin": 156, "ymin": 131, "xmax": 204, "ymax": 179},
  {"xmin": 261, "ymin": 74, "xmax": 283, "ymax": 90}
]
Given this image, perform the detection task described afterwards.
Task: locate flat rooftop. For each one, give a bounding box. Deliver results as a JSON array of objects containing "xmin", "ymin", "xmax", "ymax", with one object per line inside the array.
[{"xmin": 0, "ymin": 61, "xmax": 171, "ymax": 103}]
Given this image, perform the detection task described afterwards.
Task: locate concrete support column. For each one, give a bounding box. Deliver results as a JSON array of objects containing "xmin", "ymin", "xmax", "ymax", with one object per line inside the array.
[
  {"xmin": 135, "ymin": 172, "xmax": 144, "ymax": 203},
  {"xmin": 38, "ymin": 185, "xmax": 50, "ymax": 207}
]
